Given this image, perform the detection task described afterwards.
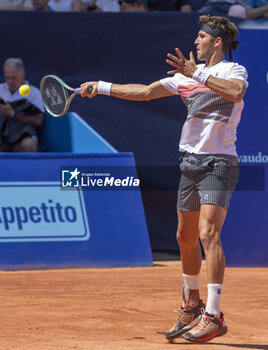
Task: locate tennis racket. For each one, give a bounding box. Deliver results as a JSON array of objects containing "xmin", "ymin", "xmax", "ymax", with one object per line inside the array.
[{"xmin": 40, "ymin": 75, "xmax": 93, "ymax": 117}]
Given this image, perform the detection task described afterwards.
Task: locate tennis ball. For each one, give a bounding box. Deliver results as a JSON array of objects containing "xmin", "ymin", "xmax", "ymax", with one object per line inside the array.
[{"xmin": 19, "ymin": 84, "xmax": 31, "ymax": 97}]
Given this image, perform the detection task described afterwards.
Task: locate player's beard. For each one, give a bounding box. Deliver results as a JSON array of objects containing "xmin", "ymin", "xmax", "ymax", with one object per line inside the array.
[{"xmin": 197, "ymin": 45, "xmax": 215, "ymax": 62}]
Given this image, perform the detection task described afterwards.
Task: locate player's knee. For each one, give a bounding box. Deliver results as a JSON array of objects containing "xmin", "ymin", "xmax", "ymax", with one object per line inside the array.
[
  {"xmin": 19, "ymin": 137, "xmax": 37, "ymax": 152},
  {"xmin": 176, "ymin": 229, "xmax": 199, "ymax": 251},
  {"xmin": 199, "ymin": 223, "xmax": 221, "ymax": 251}
]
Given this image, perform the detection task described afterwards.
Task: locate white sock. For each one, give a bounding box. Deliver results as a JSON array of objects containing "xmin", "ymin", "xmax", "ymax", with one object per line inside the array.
[
  {"xmin": 206, "ymin": 284, "xmax": 222, "ymax": 318},
  {"xmin": 182, "ymin": 273, "xmax": 200, "ymax": 304}
]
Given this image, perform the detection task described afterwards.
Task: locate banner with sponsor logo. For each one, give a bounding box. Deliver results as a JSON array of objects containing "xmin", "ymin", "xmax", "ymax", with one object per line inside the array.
[
  {"xmin": 0, "ymin": 182, "xmax": 89, "ymax": 242},
  {"xmin": 221, "ymin": 29, "xmax": 268, "ymax": 266},
  {"xmin": 61, "ymin": 166, "xmax": 140, "ymax": 189},
  {"xmin": 0, "ymin": 153, "xmax": 152, "ymax": 270}
]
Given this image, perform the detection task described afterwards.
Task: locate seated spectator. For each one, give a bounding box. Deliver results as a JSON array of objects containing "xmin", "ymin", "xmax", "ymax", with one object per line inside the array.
[
  {"xmin": 148, "ymin": 0, "xmax": 191, "ymax": 11},
  {"xmin": 32, "ymin": 0, "xmax": 54, "ymax": 11},
  {"xmin": 199, "ymin": 0, "xmax": 244, "ymax": 16},
  {"xmin": 95, "ymin": 0, "xmax": 120, "ymax": 11},
  {"xmin": 119, "ymin": 0, "xmax": 148, "ymax": 11},
  {"xmin": 0, "ymin": 58, "xmax": 44, "ymax": 152},
  {"xmin": 244, "ymin": 0, "xmax": 268, "ymax": 19},
  {"xmin": 228, "ymin": 3, "xmax": 247, "ymax": 17},
  {"xmin": 0, "ymin": 0, "xmax": 32, "ymax": 10},
  {"xmin": 48, "ymin": 0, "xmax": 83, "ymax": 11},
  {"xmin": 75, "ymin": 0, "xmax": 103, "ymax": 11}
]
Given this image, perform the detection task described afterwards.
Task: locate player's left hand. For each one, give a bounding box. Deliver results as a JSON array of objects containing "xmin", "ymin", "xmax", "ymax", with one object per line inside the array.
[
  {"xmin": 0, "ymin": 102, "xmax": 15, "ymax": 118},
  {"xmin": 166, "ymin": 48, "xmax": 197, "ymax": 78}
]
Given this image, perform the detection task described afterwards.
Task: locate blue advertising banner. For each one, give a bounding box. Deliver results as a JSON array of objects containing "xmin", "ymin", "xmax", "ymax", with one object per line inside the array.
[
  {"xmin": 221, "ymin": 29, "xmax": 268, "ymax": 266},
  {"xmin": 0, "ymin": 182, "xmax": 90, "ymax": 242},
  {"xmin": 0, "ymin": 153, "xmax": 153, "ymax": 270},
  {"xmin": 235, "ymin": 29, "xmax": 268, "ymax": 158}
]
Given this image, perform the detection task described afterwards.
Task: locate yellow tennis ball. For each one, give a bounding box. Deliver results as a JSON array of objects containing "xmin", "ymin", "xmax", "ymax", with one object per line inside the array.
[{"xmin": 19, "ymin": 84, "xmax": 31, "ymax": 97}]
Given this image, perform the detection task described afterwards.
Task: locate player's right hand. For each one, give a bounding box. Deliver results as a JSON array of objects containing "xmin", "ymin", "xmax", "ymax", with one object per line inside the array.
[{"xmin": 80, "ymin": 81, "xmax": 98, "ymax": 98}]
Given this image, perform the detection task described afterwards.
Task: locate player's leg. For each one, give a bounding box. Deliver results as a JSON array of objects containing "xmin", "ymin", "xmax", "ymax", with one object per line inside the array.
[
  {"xmin": 166, "ymin": 165, "xmax": 205, "ymax": 342},
  {"xmin": 200, "ymin": 203, "xmax": 227, "ymax": 323},
  {"xmin": 184, "ymin": 204, "xmax": 228, "ymax": 342},
  {"xmin": 183, "ymin": 154, "xmax": 239, "ymax": 342},
  {"xmin": 166, "ymin": 209, "xmax": 206, "ymax": 343},
  {"xmin": 199, "ymin": 204, "xmax": 227, "ymax": 285},
  {"xmin": 19, "ymin": 136, "xmax": 38, "ymax": 152},
  {"xmin": 177, "ymin": 209, "xmax": 202, "ymax": 307},
  {"xmin": 177, "ymin": 210, "xmax": 201, "ymax": 276}
]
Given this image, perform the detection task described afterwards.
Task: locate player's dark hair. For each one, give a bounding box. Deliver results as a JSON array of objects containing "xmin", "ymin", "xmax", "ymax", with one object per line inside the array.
[{"xmin": 199, "ymin": 15, "xmax": 239, "ymax": 60}]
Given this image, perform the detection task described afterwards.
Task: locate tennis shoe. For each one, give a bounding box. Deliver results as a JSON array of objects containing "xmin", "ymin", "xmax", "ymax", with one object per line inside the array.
[
  {"xmin": 165, "ymin": 299, "xmax": 205, "ymax": 342},
  {"xmin": 183, "ymin": 312, "xmax": 228, "ymax": 342}
]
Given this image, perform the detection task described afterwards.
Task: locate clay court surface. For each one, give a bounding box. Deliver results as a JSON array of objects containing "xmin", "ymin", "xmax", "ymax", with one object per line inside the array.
[{"xmin": 0, "ymin": 260, "xmax": 267, "ymax": 350}]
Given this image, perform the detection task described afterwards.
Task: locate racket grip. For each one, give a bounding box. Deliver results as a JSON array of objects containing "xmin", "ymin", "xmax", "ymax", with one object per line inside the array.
[
  {"xmin": 74, "ymin": 86, "xmax": 93, "ymax": 95},
  {"xmin": 87, "ymin": 86, "xmax": 93, "ymax": 94}
]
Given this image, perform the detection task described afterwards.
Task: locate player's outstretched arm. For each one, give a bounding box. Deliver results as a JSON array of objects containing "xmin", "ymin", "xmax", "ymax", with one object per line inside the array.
[{"xmin": 80, "ymin": 80, "xmax": 173, "ymax": 101}]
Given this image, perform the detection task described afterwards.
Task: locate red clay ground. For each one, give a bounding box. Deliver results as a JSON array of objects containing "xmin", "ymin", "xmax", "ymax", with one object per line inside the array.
[{"xmin": 0, "ymin": 261, "xmax": 267, "ymax": 350}]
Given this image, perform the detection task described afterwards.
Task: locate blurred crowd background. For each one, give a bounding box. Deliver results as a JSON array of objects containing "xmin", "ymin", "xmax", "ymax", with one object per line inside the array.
[{"xmin": 0, "ymin": 0, "xmax": 267, "ymax": 21}]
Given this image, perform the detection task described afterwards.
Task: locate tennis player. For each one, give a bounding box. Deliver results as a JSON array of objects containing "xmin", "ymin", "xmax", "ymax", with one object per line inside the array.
[{"xmin": 80, "ymin": 15, "xmax": 248, "ymax": 343}]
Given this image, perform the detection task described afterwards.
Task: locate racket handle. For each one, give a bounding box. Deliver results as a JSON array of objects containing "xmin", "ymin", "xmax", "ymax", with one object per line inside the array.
[{"xmin": 74, "ymin": 86, "xmax": 93, "ymax": 95}]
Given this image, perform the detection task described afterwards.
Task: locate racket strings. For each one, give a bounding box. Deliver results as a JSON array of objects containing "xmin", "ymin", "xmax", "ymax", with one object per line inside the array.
[{"xmin": 42, "ymin": 77, "xmax": 67, "ymax": 115}]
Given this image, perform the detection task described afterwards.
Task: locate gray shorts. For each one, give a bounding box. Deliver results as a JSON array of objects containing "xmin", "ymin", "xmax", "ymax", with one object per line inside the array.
[{"xmin": 177, "ymin": 153, "xmax": 239, "ymax": 211}]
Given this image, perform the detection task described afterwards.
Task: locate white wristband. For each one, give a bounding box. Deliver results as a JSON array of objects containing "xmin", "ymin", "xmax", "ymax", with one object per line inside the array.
[
  {"xmin": 192, "ymin": 67, "xmax": 210, "ymax": 85},
  {"xmin": 98, "ymin": 81, "xmax": 112, "ymax": 95}
]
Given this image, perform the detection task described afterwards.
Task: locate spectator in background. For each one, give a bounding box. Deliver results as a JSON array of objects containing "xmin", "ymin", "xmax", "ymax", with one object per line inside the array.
[
  {"xmin": 244, "ymin": 0, "xmax": 268, "ymax": 19},
  {"xmin": 119, "ymin": 0, "xmax": 148, "ymax": 11},
  {"xmin": 228, "ymin": 3, "xmax": 247, "ymax": 17},
  {"xmin": 0, "ymin": 0, "xmax": 32, "ymax": 10},
  {"xmin": 32, "ymin": 0, "xmax": 54, "ymax": 11},
  {"xmin": 0, "ymin": 58, "xmax": 44, "ymax": 152},
  {"xmin": 75, "ymin": 0, "xmax": 103, "ymax": 11},
  {"xmin": 148, "ymin": 0, "xmax": 191, "ymax": 11},
  {"xmin": 199, "ymin": 0, "xmax": 245, "ymax": 16},
  {"xmin": 95, "ymin": 0, "xmax": 120, "ymax": 11},
  {"xmin": 48, "ymin": 0, "xmax": 83, "ymax": 11}
]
